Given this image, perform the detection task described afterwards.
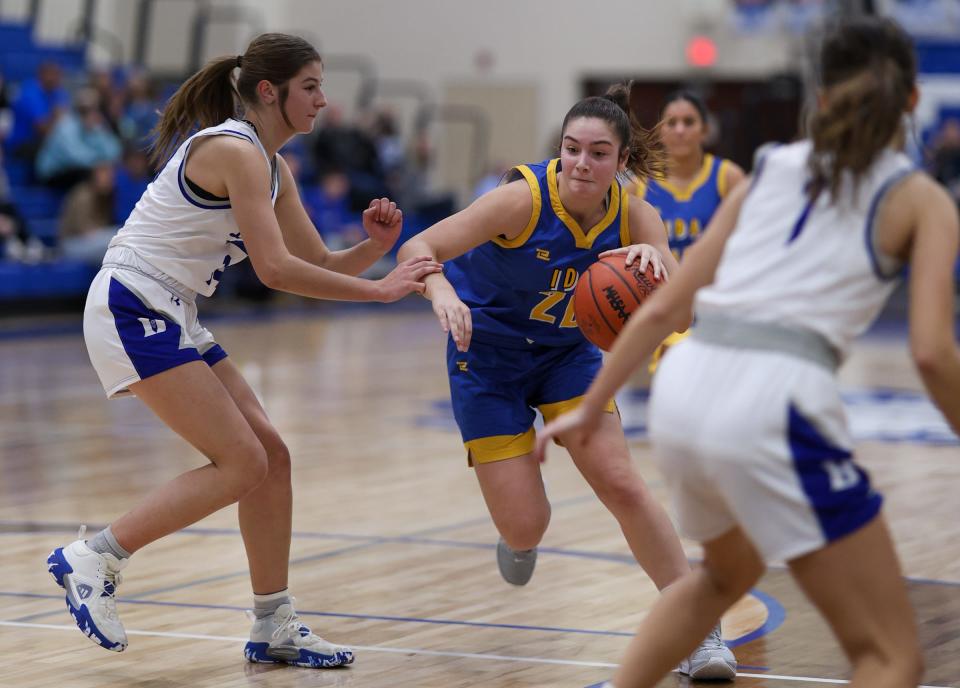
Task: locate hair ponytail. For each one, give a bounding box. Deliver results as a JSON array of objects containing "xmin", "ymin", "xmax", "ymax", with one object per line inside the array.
[
  {"xmin": 150, "ymin": 33, "xmax": 321, "ymax": 168},
  {"xmin": 604, "ymin": 81, "xmax": 664, "ymax": 181},
  {"xmin": 807, "ymin": 17, "xmax": 915, "ymax": 200},
  {"xmin": 150, "ymin": 56, "xmax": 239, "ymax": 167}
]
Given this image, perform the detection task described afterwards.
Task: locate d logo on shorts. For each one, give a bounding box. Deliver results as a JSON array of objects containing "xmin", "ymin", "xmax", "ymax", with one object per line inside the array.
[{"xmin": 138, "ymin": 317, "xmax": 168, "ymax": 337}]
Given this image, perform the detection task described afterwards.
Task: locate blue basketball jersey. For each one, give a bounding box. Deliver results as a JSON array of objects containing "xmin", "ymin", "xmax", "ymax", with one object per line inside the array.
[
  {"xmin": 634, "ymin": 154, "xmax": 732, "ymax": 259},
  {"xmin": 446, "ymin": 158, "xmax": 631, "ymax": 348}
]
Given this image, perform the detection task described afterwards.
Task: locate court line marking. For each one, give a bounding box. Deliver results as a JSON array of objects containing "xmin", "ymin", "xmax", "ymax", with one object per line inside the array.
[
  {"xmin": 0, "ymin": 590, "xmax": 771, "ymax": 669},
  {"xmin": 4, "ymin": 519, "xmax": 958, "ymax": 588},
  {"xmin": 0, "ymin": 621, "xmax": 950, "ymax": 688},
  {"xmin": 9, "ymin": 520, "xmax": 787, "ymax": 651}
]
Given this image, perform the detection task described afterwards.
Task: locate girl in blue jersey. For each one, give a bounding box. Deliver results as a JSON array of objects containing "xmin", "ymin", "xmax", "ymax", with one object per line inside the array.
[
  {"xmin": 633, "ymin": 91, "xmax": 744, "ymax": 262},
  {"xmin": 398, "ymin": 85, "xmax": 736, "ymax": 680},
  {"xmin": 628, "ymin": 92, "xmax": 745, "ymax": 369},
  {"xmin": 538, "ymin": 17, "xmax": 960, "ymax": 688},
  {"xmin": 46, "ymin": 33, "xmax": 441, "ymax": 668}
]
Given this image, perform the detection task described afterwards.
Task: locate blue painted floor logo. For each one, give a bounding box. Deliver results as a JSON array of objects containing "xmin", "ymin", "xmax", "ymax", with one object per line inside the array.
[{"xmin": 417, "ymin": 387, "xmax": 957, "ymax": 446}]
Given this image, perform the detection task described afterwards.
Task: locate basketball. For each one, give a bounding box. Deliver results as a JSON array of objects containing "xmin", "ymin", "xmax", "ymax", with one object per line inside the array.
[{"xmin": 573, "ymin": 256, "xmax": 660, "ymax": 351}]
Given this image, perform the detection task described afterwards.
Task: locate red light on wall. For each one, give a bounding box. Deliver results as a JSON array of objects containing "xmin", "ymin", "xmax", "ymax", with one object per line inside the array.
[{"xmin": 686, "ymin": 35, "xmax": 718, "ymax": 68}]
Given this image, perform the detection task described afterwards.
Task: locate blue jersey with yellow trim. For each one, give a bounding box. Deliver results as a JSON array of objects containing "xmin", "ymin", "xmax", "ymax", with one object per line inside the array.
[
  {"xmin": 634, "ymin": 153, "xmax": 731, "ymax": 259},
  {"xmin": 446, "ymin": 158, "xmax": 631, "ymax": 348}
]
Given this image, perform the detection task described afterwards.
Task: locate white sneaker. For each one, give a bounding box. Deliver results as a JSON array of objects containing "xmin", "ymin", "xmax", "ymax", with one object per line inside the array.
[
  {"xmin": 244, "ymin": 601, "xmax": 354, "ymax": 668},
  {"xmin": 678, "ymin": 624, "xmax": 737, "ymax": 680},
  {"xmin": 47, "ymin": 535, "xmax": 128, "ymax": 652}
]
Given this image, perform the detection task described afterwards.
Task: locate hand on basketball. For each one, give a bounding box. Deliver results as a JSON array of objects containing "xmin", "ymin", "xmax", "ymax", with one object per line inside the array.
[
  {"xmin": 599, "ymin": 244, "xmax": 668, "ymax": 281},
  {"xmin": 362, "ymin": 197, "xmax": 403, "ymax": 251},
  {"xmin": 376, "ymin": 255, "xmax": 443, "ymax": 302},
  {"xmin": 433, "ymin": 292, "xmax": 472, "ymax": 351}
]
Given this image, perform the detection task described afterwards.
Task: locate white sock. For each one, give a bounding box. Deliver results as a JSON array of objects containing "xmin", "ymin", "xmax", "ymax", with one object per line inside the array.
[{"xmin": 253, "ymin": 589, "xmax": 290, "ymax": 619}]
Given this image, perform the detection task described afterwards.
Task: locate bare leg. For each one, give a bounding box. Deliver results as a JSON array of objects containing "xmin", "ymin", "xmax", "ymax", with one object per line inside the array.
[
  {"xmin": 561, "ymin": 413, "xmax": 690, "ymax": 589},
  {"xmin": 789, "ymin": 516, "xmax": 923, "ymax": 688},
  {"xmin": 109, "ymin": 361, "xmax": 268, "ymax": 553},
  {"xmin": 211, "ymin": 359, "xmax": 292, "ymax": 595},
  {"xmin": 612, "ymin": 527, "xmax": 765, "ymax": 688},
  {"xmin": 474, "ymin": 453, "xmax": 550, "ymax": 551}
]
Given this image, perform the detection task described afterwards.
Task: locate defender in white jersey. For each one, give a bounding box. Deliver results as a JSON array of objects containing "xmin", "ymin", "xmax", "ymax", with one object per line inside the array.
[
  {"xmin": 537, "ymin": 17, "xmax": 960, "ymax": 688},
  {"xmin": 47, "ymin": 33, "xmax": 441, "ymax": 668}
]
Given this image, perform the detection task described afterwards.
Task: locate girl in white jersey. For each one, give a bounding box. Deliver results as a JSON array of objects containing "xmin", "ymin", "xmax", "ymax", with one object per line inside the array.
[
  {"xmin": 46, "ymin": 33, "xmax": 442, "ymax": 668},
  {"xmin": 537, "ymin": 17, "xmax": 960, "ymax": 688}
]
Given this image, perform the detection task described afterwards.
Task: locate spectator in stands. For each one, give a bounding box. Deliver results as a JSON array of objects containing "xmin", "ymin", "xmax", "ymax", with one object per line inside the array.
[
  {"xmin": 398, "ymin": 130, "xmax": 456, "ymax": 226},
  {"xmin": 278, "ymin": 138, "xmax": 315, "ymax": 185},
  {"xmin": 89, "ymin": 67, "xmax": 125, "ymax": 137},
  {"xmin": 0, "ymin": 149, "xmax": 31, "ymax": 261},
  {"xmin": 930, "ymin": 117, "xmax": 960, "ymax": 206},
  {"xmin": 58, "ymin": 161, "xmax": 118, "ymax": 265},
  {"xmin": 371, "ymin": 108, "xmax": 406, "ymax": 197},
  {"xmin": 35, "ymin": 87, "xmax": 122, "ymax": 190},
  {"xmin": 112, "ymin": 146, "xmax": 151, "ymax": 224},
  {"xmin": 312, "ymin": 103, "xmax": 388, "ymax": 211},
  {"xmin": 119, "ymin": 69, "xmax": 159, "ymax": 147},
  {"xmin": 5, "ymin": 61, "xmax": 70, "ymax": 169},
  {"xmin": 302, "ymin": 167, "xmax": 364, "ymax": 249},
  {"xmin": 0, "ymin": 70, "xmax": 13, "ymax": 141}
]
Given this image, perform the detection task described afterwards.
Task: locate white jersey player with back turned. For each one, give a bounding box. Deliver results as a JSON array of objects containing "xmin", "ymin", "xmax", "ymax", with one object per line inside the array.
[{"xmin": 696, "ymin": 140, "xmax": 913, "ymax": 357}]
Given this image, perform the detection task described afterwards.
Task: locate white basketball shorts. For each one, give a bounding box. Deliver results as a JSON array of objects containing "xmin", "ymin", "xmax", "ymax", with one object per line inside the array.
[
  {"xmin": 649, "ymin": 337, "xmax": 882, "ymax": 564},
  {"xmin": 83, "ymin": 248, "xmax": 227, "ymax": 398}
]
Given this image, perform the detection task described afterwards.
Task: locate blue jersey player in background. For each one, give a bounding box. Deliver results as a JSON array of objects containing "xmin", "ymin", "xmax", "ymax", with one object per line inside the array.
[
  {"xmin": 631, "ymin": 90, "xmax": 744, "ymax": 261},
  {"xmin": 632, "ymin": 91, "xmax": 745, "ymax": 370},
  {"xmin": 398, "ymin": 83, "xmax": 737, "ymax": 681}
]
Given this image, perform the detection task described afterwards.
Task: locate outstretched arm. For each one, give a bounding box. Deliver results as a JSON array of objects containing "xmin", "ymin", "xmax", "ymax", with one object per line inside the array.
[
  {"xmin": 221, "ymin": 140, "xmax": 440, "ymax": 302},
  {"xmin": 397, "ymin": 180, "xmax": 533, "ymax": 350}
]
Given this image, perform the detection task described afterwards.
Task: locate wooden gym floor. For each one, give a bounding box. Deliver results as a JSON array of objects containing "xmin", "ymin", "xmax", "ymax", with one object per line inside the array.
[{"xmin": 0, "ymin": 305, "xmax": 957, "ymax": 687}]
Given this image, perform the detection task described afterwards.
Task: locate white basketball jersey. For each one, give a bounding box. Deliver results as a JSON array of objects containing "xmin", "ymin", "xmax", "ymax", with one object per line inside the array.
[
  {"xmin": 695, "ymin": 140, "xmax": 914, "ymax": 359},
  {"xmin": 107, "ymin": 118, "xmax": 279, "ymax": 297}
]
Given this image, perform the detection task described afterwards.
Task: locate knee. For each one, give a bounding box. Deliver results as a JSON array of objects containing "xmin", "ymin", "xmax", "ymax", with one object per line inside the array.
[
  {"xmin": 591, "ymin": 468, "xmax": 649, "ymax": 515},
  {"xmin": 499, "ymin": 505, "xmax": 551, "ymax": 551},
  {"xmin": 226, "ymin": 442, "xmax": 269, "ymax": 499},
  {"xmin": 264, "ymin": 438, "xmax": 292, "ymax": 482},
  {"xmin": 700, "ymin": 556, "xmax": 760, "ymax": 604}
]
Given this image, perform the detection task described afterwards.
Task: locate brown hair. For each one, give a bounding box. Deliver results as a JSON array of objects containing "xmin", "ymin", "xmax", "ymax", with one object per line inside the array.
[
  {"xmin": 560, "ymin": 81, "xmax": 664, "ymax": 181},
  {"xmin": 808, "ymin": 17, "xmax": 916, "ymax": 200},
  {"xmin": 150, "ymin": 33, "xmax": 320, "ymax": 166}
]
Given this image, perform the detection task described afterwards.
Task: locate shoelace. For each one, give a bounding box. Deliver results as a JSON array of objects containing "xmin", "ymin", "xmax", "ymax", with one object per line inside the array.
[
  {"xmin": 97, "ymin": 563, "xmax": 123, "ymax": 622},
  {"xmin": 101, "ymin": 586, "xmax": 120, "ymax": 621},
  {"xmin": 700, "ymin": 627, "xmax": 726, "ymax": 651},
  {"xmin": 78, "ymin": 524, "xmax": 123, "ymax": 621},
  {"xmin": 244, "ymin": 598, "xmax": 329, "ymax": 646},
  {"xmin": 271, "ymin": 606, "xmax": 303, "ymax": 642}
]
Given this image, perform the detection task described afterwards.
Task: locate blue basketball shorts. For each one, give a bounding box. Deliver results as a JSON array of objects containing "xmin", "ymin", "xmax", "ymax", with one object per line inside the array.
[
  {"xmin": 447, "ymin": 336, "xmax": 616, "ymax": 465},
  {"xmin": 84, "ymin": 262, "xmax": 227, "ymax": 399},
  {"xmin": 649, "ymin": 337, "xmax": 883, "ymax": 564}
]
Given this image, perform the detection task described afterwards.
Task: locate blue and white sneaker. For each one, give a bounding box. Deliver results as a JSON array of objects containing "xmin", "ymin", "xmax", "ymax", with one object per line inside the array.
[
  {"xmin": 244, "ymin": 601, "xmax": 354, "ymax": 668},
  {"xmin": 47, "ymin": 535, "xmax": 128, "ymax": 652},
  {"xmin": 679, "ymin": 624, "xmax": 737, "ymax": 680}
]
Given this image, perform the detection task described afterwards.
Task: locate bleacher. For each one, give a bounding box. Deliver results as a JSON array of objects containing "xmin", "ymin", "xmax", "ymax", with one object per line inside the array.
[{"xmin": 0, "ymin": 19, "xmax": 98, "ymax": 303}]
